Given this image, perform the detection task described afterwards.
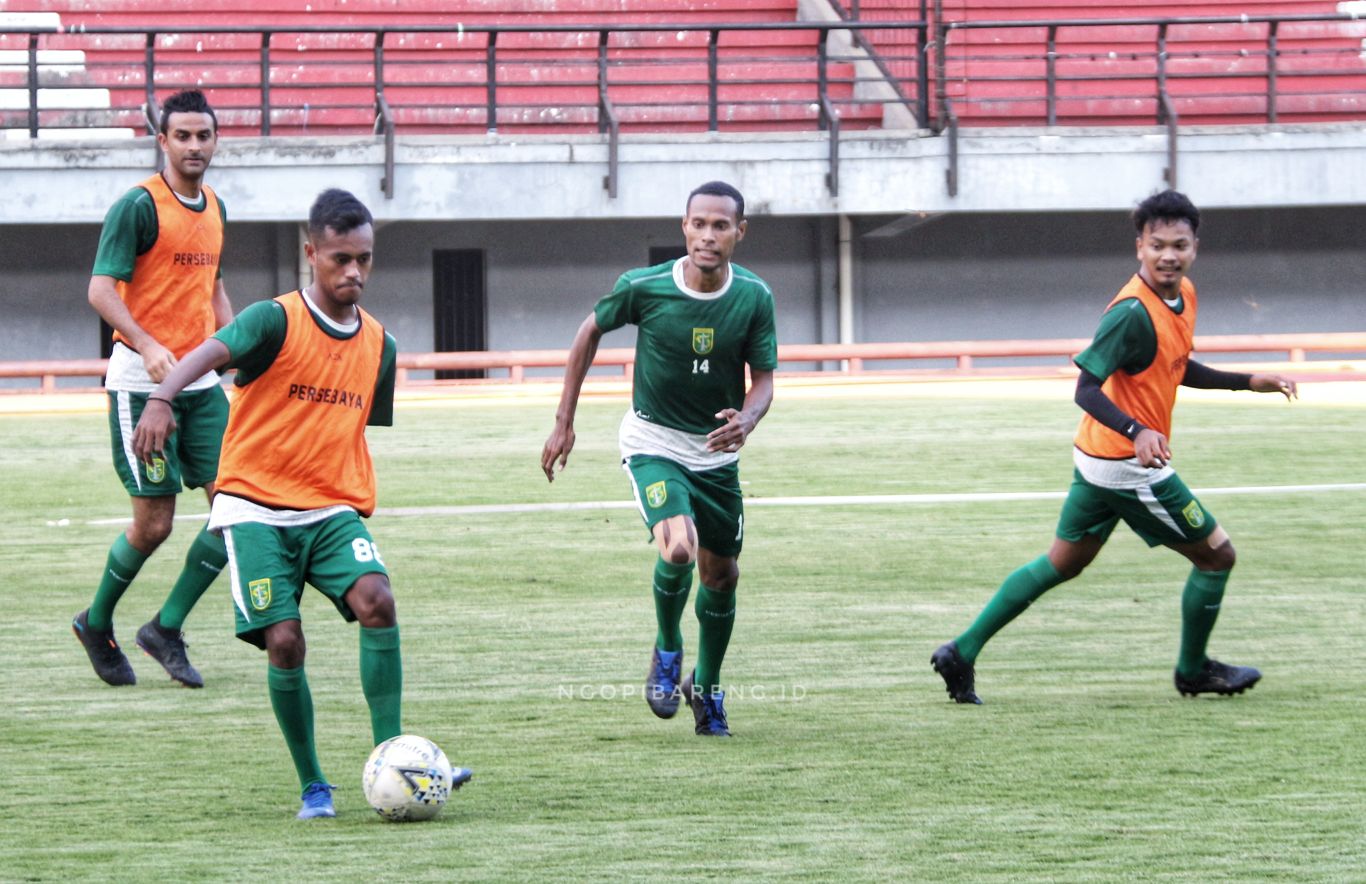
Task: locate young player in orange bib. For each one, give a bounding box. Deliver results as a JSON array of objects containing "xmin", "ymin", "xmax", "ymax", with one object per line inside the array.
[
  {"xmin": 132, "ymin": 189, "xmax": 467, "ymax": 819},
  {"xmin": 932, "ymin": 190, "xmax": 1298, "ymax": 704}
]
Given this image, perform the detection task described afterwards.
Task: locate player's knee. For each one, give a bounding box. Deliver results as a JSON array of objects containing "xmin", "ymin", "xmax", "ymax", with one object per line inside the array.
[
  {"xmin": 1204, "ymin": 539, "xmax": 1236, "ymax": 572},
  {"xmin": 654, "ymin": 517, "xmax": 698, "ymax": 566},
  {"xmin": 265, "ymin": 622, "xmax": 306, "ymax": 668},
  {"xmin": 128, "ymin": 519, "xmax": 173, "ymax": 552},
  {"xmin": 700, "ymin": 559, "xmax": 739, "ymax": 592},
  {"xmin": 348, "ymin": 576, "xmax": 396, "ymax": 627},
  {"xmin": 664, "ymin": 543, "xmax": 696, "ymax": 566}
]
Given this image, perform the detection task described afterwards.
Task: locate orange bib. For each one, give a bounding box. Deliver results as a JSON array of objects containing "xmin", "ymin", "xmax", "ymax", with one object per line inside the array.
[
  {"xmin": 113, "ymin": 174, "xmax": 223, "ymax": 359},
  {"xmin": 216, "ymin": 292, "xmax": 385, "ymax": 514},
  {"xmin": 1074, "ymin": 274, "xmax": 1197, "ymax": 459}
]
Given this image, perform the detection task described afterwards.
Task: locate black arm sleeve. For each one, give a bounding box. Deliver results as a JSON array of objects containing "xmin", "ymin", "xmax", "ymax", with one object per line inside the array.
[
  {"xmin": 1181, "ymin": 359, "xmax": 1253, "ymax": 391},
  {"xmin": 1074, "ymin": 369, "xmax": 1147, "ymax": 440}
]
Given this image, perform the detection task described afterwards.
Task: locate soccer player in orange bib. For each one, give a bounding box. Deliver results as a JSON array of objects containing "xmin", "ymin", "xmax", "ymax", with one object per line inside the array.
[
  {"xmin": 932, "ymin": 190, "xmax": 1298, "ymax": 705},
  {"xmin": 74, "ymin": 89, "xmax": 233, "ymax": 689},
  {"xmin": 131, "ymin": 189, "xmax": 462, "ymax": 819}
]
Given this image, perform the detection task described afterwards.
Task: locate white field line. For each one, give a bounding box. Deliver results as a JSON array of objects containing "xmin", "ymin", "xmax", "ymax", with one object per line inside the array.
[{"xmin": 72, "ymin": 482, "xmax": 1366, "ymax": 526}]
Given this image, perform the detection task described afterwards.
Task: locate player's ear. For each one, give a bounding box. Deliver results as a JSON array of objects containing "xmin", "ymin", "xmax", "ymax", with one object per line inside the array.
[{"xmin": 735, "ymin": 218, "xmax": 747, "ymax": 242}]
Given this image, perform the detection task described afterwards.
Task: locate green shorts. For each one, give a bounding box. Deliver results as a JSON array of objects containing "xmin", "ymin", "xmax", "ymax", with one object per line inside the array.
[
  {"xmin": 623, "ymin": 454, "xmax": 745, "ymax": 557},
  {"xmin": 108, "ymin": 386, "xmax": 228, "ymax": 496},
  {"xmin": 222, "ymin": 511, "xmax": 389, "ymax": 649},
  {"xmin": 1056, "ymin": 468, "xmax": 1219, "ymax": 548}
]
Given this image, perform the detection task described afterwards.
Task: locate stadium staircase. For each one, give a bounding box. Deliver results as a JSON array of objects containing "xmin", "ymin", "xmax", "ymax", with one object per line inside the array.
[{"xmin": 1, "ymin": 0, "xmax": 889, "ymax": 137}]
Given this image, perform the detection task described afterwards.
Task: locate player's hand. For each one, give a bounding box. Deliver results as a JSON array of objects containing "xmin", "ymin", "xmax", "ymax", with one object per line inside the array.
[
  {"xmin": 1250, "ymin": 374, "xmax": 1298, "ymax": 401},
  {"xmin": 707, "ymin": 408, "xmax": 754, "ymax": 453},
  {"xmin": 140, "ymin": 341, "xmax": 177, "ymax": 384},
  {"xmin": 541, "ymin": 423, "xmax": 576, "ymax": 482},
  {"xmin": 132, "ymin": 398, "xmax": 177, "ymax": 466},
  {"xmin": 1132, "ymin": 427, "xmax": 1172, "ymax": 469}
]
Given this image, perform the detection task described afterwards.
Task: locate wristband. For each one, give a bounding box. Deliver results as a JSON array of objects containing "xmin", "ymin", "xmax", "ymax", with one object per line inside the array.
[{"xmin": 147, "ymin": 396, "xmax": 173, "ymax": 406}]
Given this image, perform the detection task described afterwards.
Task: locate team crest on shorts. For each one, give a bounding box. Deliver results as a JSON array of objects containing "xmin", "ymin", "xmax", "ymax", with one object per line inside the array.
[
  {"xmin": 1181, "ymin": 500, "xmax": 1206, "ymax": 529},
  {"xmin": 645, "ymin": 481, "xmax": 668, "ymax": 508},
  {"xmin": 691, "ymin": 328, "xmax": 714, "ymax": 355},
  {"xmin": 248, "ymin": 578, "xmax": 272, "ymax": 611},
  {"xmin": 145, "ymin": 456, "xmax": 166, "ymax": 483}
]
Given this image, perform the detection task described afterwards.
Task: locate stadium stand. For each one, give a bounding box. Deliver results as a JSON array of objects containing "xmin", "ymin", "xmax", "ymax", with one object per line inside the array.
[
  {"xmin": 0, "ymin": 0, "xmax": 888, "ymax": 136},
  {"xmin": 839, "ymin": 0, "xmax": 1366, "ymax": 126}
]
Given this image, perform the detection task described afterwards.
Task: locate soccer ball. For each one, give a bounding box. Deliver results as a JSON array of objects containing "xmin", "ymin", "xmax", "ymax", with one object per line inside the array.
[{"xmin": 362, "ymin": 734, "xmax": 455, "ymax": 821}]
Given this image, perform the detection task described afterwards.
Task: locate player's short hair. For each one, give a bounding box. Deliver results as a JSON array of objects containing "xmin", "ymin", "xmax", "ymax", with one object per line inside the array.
[
  {"xmin": 159, "ymin": 89, "xmax": 217, "ymax": 134},
  {"xmin": 1133, "ymin": 189, "xmax": 1200, "ymax": 235},
  {"xmin": 308, "ymin": 189, "xmax": 373, "ymax": 238},
  {"xmin": 687, "ymin": 181, "xmax": 745, "ymax": 220}
]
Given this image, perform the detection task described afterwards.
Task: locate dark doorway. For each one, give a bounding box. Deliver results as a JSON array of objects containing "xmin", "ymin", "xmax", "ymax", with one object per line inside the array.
[
  {"xmin": 432, "ymin": 249, "xmax": 487, "ymax": 380},
  {"xmin": 648, "ymin": 245, "xmax": 687, "ymax": 267},
  {"xmin": 99, "ymin": 319, "xmax": 114, "ymax": 359}
]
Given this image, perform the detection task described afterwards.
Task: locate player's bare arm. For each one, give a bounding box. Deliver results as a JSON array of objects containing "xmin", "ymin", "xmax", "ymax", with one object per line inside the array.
[
  {"xmin": 211, "ymin": 277, "xmax": 233, "ymax": 330},
  {"xmin": 707, "ymin": 368, "xmax": 774, "ymax": 453},
  {"xmin": 542, "ymin": 313, "xmax": 604, "ymax": 481},
  {"xmin": 132, "ymin": 338, "xmax": 231, "ymax": 463},
  {"xmin": 88, "ymin": 274, "xmax": 178, "ymax": 382}
]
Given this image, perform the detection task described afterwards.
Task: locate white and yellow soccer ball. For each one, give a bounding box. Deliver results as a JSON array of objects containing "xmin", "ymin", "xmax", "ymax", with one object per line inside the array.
[{"xmin": 362, "ymin": 734, "xmax": 455, "ymax": 821}]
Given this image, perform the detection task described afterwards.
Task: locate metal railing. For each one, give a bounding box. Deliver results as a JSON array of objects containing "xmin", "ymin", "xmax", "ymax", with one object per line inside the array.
[
  {"xmin": 933, "ymin": 10, "xmax": 1366, "ymax": 194},
  {"xmin": 4, "ymin": 11, "xmax": 1366, "ymax": 197},
  {"xmin": 0, "ymin": 20, "xmax": 931, "ymax": 197},
  {"xmin": 4, "ymin": 333, "xmax": 1363, "ymax": 393}
]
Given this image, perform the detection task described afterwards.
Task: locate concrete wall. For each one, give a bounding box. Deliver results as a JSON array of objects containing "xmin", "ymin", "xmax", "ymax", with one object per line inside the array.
[{"xmin": 4, "ymin": 204, "xmax": 1362, "ymax": 385}]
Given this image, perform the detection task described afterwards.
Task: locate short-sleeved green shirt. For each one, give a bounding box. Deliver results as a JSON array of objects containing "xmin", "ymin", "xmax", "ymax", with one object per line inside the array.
[
  {"xmin": 1073, "ymin": 294, "xmax": 1185, "ymax": 381},
  {"xmin": 91, "ymin": 182, "xmax": 227, "ymax": 282},
  {"xmin": 213, "ymin": 296, "xmax": 398, "ymax": 427},
  {"xmin": 595, "ymin": 259, "xmax": 778, "ymax": 436}
]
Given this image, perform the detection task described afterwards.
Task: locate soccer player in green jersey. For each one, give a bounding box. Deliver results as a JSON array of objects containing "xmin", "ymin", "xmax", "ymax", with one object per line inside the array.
[
  {"xmin": 932, "ymin": 190, "xmax": 1298, "ymax": 705},
  {"xmin": 73, "ymin": 90, "xmax": 233, "ymax": 689},
  {"xmin": 132, "ymin": 189, "xmax": 469, "ymax": 819},
  {"xmin": 542, "ymin": 181, "xmax": 778, "ymax": 737}
]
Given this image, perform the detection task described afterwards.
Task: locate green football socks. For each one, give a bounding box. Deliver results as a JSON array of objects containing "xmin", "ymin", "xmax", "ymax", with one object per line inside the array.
[
  {"xmin": 87, "ymin": 533, "xmax": 149, "ymax": 630},
  {"xmin": 955, "ymin": 554, "xmax": 1065, "ymax": 663},
  {"xmin": 360, "ymin": 625, "xmax": 403, "ymax": 745},
  {"xmin": 1177, "ymin": 568, "xmax": 1229, "ymax": 678},
  {"xmin": 268, "ymin": 664, "xmax": 326, "ymax": 790},
  {"xmin": 693, "ymin": 583, "xmax": 736, "ymax": 695},
  {"xmin": 652, "ymin": 557, "xmax": 695, "ymax": 653},
  {"xmin": 156, "ymin": 525, "xmax": 227, "ymax": 631}
]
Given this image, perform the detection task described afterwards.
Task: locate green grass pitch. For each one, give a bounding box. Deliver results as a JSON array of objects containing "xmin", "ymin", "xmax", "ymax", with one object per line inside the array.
[{"xmin": 2, "ymin": 385, "xmax": 1363, "ymax": 881}]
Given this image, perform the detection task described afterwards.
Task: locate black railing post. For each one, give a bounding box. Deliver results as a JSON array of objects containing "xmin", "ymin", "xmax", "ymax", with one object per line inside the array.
[
  {"xmin": 260, "ymin": 32, "xmax": 272, "ymax": 135},
  {"xmin": 486, "ymin": 31, "xmax": 498, "ymax": 133},
  {"xmin": 1155, "ymin": 22, "xmax": 1168, "ymax": 125},
  {"xmin": 1267, "ymin": 20, "xmax": 1279, "ymax": 124},
  {"xmin": 597, "ymin": 30, "xmax": 619, "ymax": 198},
  {"xmin": 596, "ymin": 29, "xmax": 609, "ymax": 133},
  {"xmin": 916, "ymin": 0, "xmax": 930, "ymax": 128},
  {"xmin": 1046, "ymin": 24, "xmax": 1058, "ymax": 126},
  {"xmin": 933, "ymin": 3, "xmax": 948, "ymax": 132},
  {"xmin": 145, "ymin": 33, "xmax": 162, "ymax": 170},
  {"xmin": 707, "ymin": 29, "xmax": 719, "ymax": 131},
  {"xmin": 944, "ymin": 97, "xmax": 958, "ymax": 196},
  {"xmin": 817, "ymin": 29, "xmax": 829, "ymax": 132},
  {"xmin": 26, "ymin": 33, "xmax": 39, "ymax": 137},
  {"xmin": 374, "ymin": 32, "xmax": 394, "ymax": 198}
]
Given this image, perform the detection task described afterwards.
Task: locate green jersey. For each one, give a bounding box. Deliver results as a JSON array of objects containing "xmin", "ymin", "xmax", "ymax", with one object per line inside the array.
[
  {"xmin": 595, "ymin": 258, "xmax": 778, "ymax": 437},
  {"xmin": 1074, "ymin": 292, "xmax": 1185, "ymax": 381},
  {"xmin": 213, "ymin": 294, "xmax": 398, "ymax": 427},
  {"xmin": 92, "ymin": 182, "xmax": 227, "ymax": 282}
]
